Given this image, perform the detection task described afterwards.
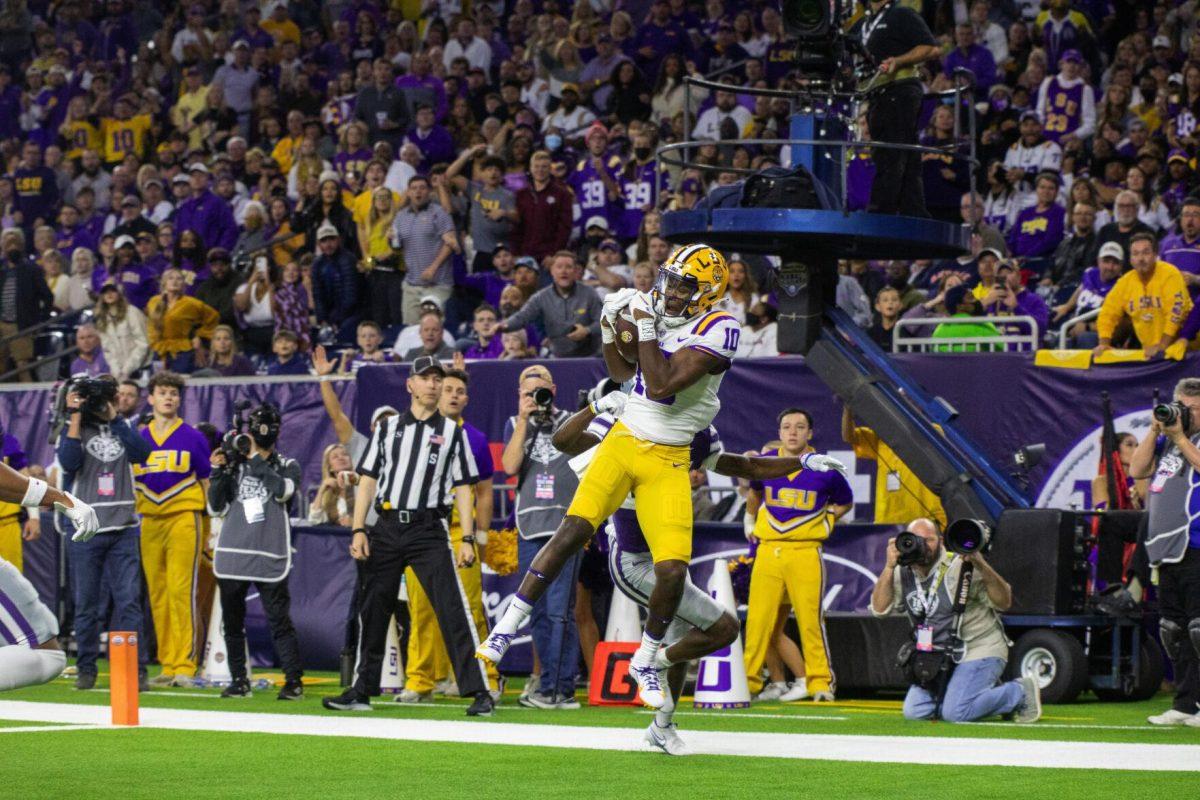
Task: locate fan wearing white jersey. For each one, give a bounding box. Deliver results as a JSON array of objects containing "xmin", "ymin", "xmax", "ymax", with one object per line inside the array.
[
  {"xmin": 0, "ymin": 461, "xmax": 100, "ymax": 691},
  {"xmin": 478, "ymin": 243, "xmax": 739, "ymax": 709}
]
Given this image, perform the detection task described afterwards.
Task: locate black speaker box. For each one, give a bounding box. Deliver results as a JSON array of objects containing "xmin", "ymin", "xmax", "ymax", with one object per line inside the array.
[{"xmin": 987, "ymin": 508, "xmax": 1082, "ymax": 615}]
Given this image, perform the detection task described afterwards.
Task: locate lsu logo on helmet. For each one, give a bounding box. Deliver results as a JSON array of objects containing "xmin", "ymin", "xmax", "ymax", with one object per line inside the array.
[{"xmin": 653, "ymin": 243, "xmax": 729, "ymax": 320}]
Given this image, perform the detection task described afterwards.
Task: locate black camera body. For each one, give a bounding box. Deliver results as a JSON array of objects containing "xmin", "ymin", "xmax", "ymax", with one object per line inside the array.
[
  {"xmin": 220, "ymin": 400, "xmax": 255, "ymax": 467},
  {"xmin": 73, "ymin": 376, "xmax": 117, "ymax": 421},
  {"xmin": 1154, "ymin": 401, "xmax": 1192, "ymax": 432},
  {"xmin": 894, "ymin": 530, "xmax": 929, "ymax": 566}
]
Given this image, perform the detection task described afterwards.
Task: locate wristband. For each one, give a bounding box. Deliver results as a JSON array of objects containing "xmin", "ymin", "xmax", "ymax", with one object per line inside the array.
[
  {"xmin": 352, "ymin": 527, "xmax": 368, "ymax": 536},
  {"xmin": 601, "ymin": 322, "xmax": 615, "ymax": 344},
  {"xmin": 461, "ymin": 534, "xmax": 476, "ymax": 545},
  {"xmin": 587, "ymin": 401, "xmax": 598, "ymax": 416},
  {"xmin": 21, "ymin": 477, "xmax": 48, "ymax": 508},
  {"xmin": 636, "ymin": 317, "xmax": 657, "ymax": 342}
]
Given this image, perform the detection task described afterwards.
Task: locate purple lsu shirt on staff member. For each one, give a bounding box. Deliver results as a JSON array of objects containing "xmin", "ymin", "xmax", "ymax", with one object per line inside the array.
[
  {"xmin": 750, "ymin": 449, "xmax": 853, "ymax": 543},
  {"xmin": 608, "ymin": 424, "xmax": 723, "ymax": 554}
]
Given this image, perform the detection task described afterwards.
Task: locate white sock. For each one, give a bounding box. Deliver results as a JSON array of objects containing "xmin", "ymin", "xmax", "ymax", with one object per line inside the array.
[
  {"xmin": 653, "ymin": 646, "xmax": 675, "ymax": 670},
  {"xmin": 0, "ymin": 646, "xmax": 66, "ymax": 691},
  {"xmin": 633, "ymin": 630, "xmax": 662, "ymax": 666},
  {"xmin": 655, "ymin": 694, "xmax": 676, "ymax": 728},
  {"xmin": 493, "ymin": 595, "xmax": 533, "ymax": 636}
]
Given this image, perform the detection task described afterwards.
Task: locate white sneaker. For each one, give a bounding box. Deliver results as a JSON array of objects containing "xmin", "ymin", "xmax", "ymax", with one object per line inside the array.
[
  {"xmin": 644, "ymin": 721, "xmax": 689, "ymax": 756},
  {"xmin": 1148, "ymin": 708, "xmax": 1197, "ymax": 726},
  {"xmin": 433, "ymin": 678, "xmax": 459, "ymax": 697},
  {"xmin": 475, "ymin": 631, "xmax": 515, "ymax": 667},
  {"xmin": 780, "ymin": 679, "xmax": 810, "ymax": 702},
  {"xmin": 397, "ymin": 689, "xmax": 432, "ymax": 703},
  {"xmin": 812, "ymin": 690, "xmax": 835, "ymax": 703},
  {"xmin": 519, "ymin": 674, "xmax": 540, "ymax": 701},
  {"xmin": 628, "ymin": 660, "xmax": 665, "ymax": 709},
  {"xmin": 755, "ymin": 681, "xmax": 788, "ymax": 702},
  {"xmin": 1185, "ymin": 714, "xmax": 1200, "ymax": 728},
  {"xmin": 1013, "ymin": 676, "xmax": 1041, "ymax": 723}
]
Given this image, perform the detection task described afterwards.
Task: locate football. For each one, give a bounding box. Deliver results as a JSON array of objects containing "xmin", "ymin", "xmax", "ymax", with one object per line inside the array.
[{"xmin": 613, "ymin": 312, "xmax": 639, "ymax": 363}]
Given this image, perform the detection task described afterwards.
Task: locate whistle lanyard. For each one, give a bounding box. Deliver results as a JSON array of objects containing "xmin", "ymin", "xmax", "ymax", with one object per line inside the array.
[{"xmin": 913, "ymin": 553, "xmax": 954, "ymax": 617}]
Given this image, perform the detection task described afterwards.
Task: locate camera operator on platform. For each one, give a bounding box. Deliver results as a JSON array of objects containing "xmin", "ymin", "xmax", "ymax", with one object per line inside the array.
[
  {"xmin": 56, "ymin": 375, "xmax": 153, "ymax": 691},
  {"xmin": 1131, "ymin": 379, "xmax": 1200, "ymax": 727},
  {"xmin": 207, "ymin": 403, "xmax": 304, "ymax": 701},
  {"xmin": 870, "ymin": 517, "xmax": 1042, "ymax": 723},
  {"xmin": 851, "ymin": 0, "xmax": 941, "ymax": 217}
]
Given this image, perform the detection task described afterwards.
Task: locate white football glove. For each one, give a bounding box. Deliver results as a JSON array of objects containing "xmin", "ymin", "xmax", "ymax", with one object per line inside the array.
[
  {"xmin": 591, "ymin": 391, "xmax": 628, "ymax": 417},
  {"xmin": 602, "ymin": 288, "xmax": 639, "ymax": 325},
  {"xmin": 800, "ymin": 453, "xmax": 849, "ymax": 478},
  {"xmin": 56, "ymin": 492, "xmax": 101, "ymax": 542},
  {"xmin": 627, "ymin": 290, "xmax": 655, "ymax": 318}
]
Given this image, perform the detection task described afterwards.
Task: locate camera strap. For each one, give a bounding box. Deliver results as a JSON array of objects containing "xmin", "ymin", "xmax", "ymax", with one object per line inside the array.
[{"xmin": 913, "ymin": 553, "xmax": 955, "ymax": 618}]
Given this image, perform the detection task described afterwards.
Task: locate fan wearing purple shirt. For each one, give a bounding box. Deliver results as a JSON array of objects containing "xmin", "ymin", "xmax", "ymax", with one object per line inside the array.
[
  {"xmin": 1159, "ymin": 196, "xmax": 1200, "ymax": 298},
  {"xmin": 460, "ymin": 303, "xmax": 504, "ymax": 360},
  {"xmin": 1006, "ymin": 172, "xmax": 1066, "ymax": 272},
  {"xmin": 404, "ymin": 104, "xmax": 456, "ymax": 173}
]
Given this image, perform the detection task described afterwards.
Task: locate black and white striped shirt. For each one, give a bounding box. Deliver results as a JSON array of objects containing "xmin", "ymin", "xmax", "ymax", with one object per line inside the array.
[{"xmin": 356, "ymin": 410, "xmax": 479, "ymax": 512}]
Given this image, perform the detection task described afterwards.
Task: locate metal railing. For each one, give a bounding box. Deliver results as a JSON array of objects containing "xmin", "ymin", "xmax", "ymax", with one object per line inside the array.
[
  {"xmin": 659, "ymin": 70, "xmax": 980, "ymax": 214},
  {"xmin": 1057, "ymin": 308, "xmax": 1101, "ymax": 349},
  {"xmin": 893, "ymin": 315, "xmax": 1040, "ymax": 353}
]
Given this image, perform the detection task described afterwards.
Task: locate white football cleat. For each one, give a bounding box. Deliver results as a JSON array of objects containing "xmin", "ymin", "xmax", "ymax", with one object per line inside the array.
[
  {"xmin": 812, "ymin": 690, "xmax": 835, "ymax": 703},
  {"xmin": 644, "ymin": 721, "xmax": 689, "ymax": 756},
  {"xmin": 1148, "ymin": 708, "xmax": 1197, "ymax": 726},
  {"xmin": 779, "ymin": 679, "xmax": 809, "ymax": 702},
  {"xmin": 475, "ymin": 631, "xmax": 515, "ymax": 667},
  {"xmin": 628, "ymin": 661, "xmax": 665, "ymax": 709},
  {"xmin": 755, "ymin": 681, "xmax": 788, "ymax": 702}
]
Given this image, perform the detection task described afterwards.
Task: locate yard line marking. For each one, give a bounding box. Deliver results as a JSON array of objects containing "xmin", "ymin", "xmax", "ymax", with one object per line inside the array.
[
  {"xmin": 1, "ymin": 701, "xmax": 1197, "ymax": 771},
  {"xmin": 0, "ymin": 724, "xmax": 105, "ymax": 734},
  {"xmin": 640, "ymin": 710, "xmax": 850, "ymax": 722},
  {"xmin": 84, "ymin": 689, "xmax": 220, "ymax": 699},
  {"xmin": 965, "ymin": 721, "xmax": 1180, "ymax": 732}
]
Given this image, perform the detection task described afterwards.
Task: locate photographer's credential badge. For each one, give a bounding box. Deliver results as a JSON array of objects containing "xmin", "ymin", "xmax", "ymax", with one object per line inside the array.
[
  {"xmin": 535, "ymin": 473, "xmax": 555, "ymax": 500},
  {"xmin": 98, "ymin": 473, "xmax": 115, "ymax": 497}
]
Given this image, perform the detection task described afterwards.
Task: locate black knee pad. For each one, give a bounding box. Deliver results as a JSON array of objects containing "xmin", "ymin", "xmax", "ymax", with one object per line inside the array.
[{"xmin": 1161, "ymin": 619, "xmax": 1183, "ymax": 662}]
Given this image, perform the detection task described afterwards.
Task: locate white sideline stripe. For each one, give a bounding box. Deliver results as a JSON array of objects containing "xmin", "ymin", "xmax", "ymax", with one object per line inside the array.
[
  {"xmin": 0, "ymin": 701, "xmax": 1197, "ymax": 772},
  {"xmin": 0, "ymin": 724, "xmax": 104, "ymax": 734}
]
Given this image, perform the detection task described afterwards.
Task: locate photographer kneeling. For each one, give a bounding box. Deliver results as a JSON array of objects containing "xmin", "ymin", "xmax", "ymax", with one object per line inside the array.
[
  {"xmin": 870, "ymin": 518, "xmax": 1041, "ymax": 723},
  {"xmin": 207, "ymin": 404, "xmax": 305, "ymax": 700}
]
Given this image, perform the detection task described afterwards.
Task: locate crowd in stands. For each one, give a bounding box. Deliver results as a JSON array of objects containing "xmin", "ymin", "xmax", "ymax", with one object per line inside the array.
[{"xmin": 0, "ymin": 0, "xmax": 1192, "ymax": 381}]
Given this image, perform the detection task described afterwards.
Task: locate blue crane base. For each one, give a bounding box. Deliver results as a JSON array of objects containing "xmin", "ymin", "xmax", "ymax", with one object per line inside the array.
[{"xmin": 662, "ymin": 207, "xmax": 969, "ymax": 261}]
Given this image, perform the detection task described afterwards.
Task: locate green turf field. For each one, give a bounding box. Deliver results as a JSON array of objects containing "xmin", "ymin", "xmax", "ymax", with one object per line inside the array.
[{"xmin": 2, "ymin": 665, "xmax": 1198, "ymax": 799}]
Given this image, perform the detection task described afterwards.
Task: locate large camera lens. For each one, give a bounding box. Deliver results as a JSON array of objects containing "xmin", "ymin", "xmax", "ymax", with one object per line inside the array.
[
  {"xmin": 1153, "ymin": 403, "xmax": 1180, "ymax": 425},
  {"xmin": 532, "ymin": 387, "xmax": 554, "ymax": 408},
  {"xmin": 894, "ymin": 531, "xmax": 928, "ymax": 566},
  {"xmin": 945, "ymin": 518, "xmax": 991, "ymax": 555}
]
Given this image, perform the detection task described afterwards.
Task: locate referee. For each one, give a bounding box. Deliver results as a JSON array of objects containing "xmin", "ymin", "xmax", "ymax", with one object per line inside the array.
[
  {"xmin": 853, "ymin": 0, "xmax": 941, "ymax": 217},
  {"xmin": 322, "ymin": 355, "xmax": 493, "ymax": 717}
]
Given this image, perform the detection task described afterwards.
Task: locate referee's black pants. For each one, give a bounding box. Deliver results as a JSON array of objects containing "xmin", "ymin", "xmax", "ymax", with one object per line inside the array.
[
  {"xmin": 352, "ymin": 512, "xmax": 488, "ymax": 698},
  {"xmin": 867, "ymin": 79, "xmax": 929, "ymax": 218}
]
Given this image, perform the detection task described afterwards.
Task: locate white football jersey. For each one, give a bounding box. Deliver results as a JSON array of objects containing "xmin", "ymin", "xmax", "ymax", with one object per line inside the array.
[{"xmin": 620, "ymin": 310, "xmax": 740, "ymax": 446}]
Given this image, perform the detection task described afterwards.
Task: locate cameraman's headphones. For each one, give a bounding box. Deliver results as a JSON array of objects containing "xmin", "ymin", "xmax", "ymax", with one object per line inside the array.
[{"xmin": 247, "ymin": 403, "xmax": 282, "ymax": 447}]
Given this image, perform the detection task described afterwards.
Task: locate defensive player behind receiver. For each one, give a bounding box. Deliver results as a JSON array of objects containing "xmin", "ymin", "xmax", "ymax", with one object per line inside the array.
[
  {"xmin": 0, "ymin": 461, "xmax": 100, "ymax": 690},
  {"xmin": 552, "ymin": 387, "xmax": 846, "ymax": 754},
  {"xmin": 479, "ymin": 243, "xmax": 741, "ymax": 708}
]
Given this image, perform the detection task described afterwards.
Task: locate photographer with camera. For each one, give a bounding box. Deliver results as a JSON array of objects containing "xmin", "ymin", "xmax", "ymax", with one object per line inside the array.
[
  {"xmin": 500, "ymin": 364, "xmax": 582, "ymax": 708},
  {"xmin": 207, "ymin": 403, "xmax": 304, "ymax": 700},
  {"xmin": 1131, "ymin": 379, "xmax": 1200, "ymax": 727},
  {"xmin": 871, "ymin": 518, "xmax": 1041, "ymax": 723},
  {"xmin": 55, "ymin": 375, "xmax": 153, "ymax": 690}
]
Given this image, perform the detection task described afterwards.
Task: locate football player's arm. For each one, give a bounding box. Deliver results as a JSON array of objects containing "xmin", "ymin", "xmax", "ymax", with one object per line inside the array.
[
  {"xmin": 600, "ymin": 323, "xmax": 636, "ymax": 383},
  {"xmin": 0, "ymin": 460, "xmax": 77, "ymax": 510},
  {"xmin": 827, "ymin": 503, "xmax": 853, "ymax": 522},
  {"xmin": 744, "ymin": 486, "xmax": 763, "ymax": 522},
  {"xmin": 636, "ymin": 344, "xmax": 723, "ymax": 401},
  {"xmin": 551, "ymin": 406, "xmax": 603, "ymax": 456},
  {"xmin": 713, "ymin": 452, "xmax": 801, "ymax": 480}
]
